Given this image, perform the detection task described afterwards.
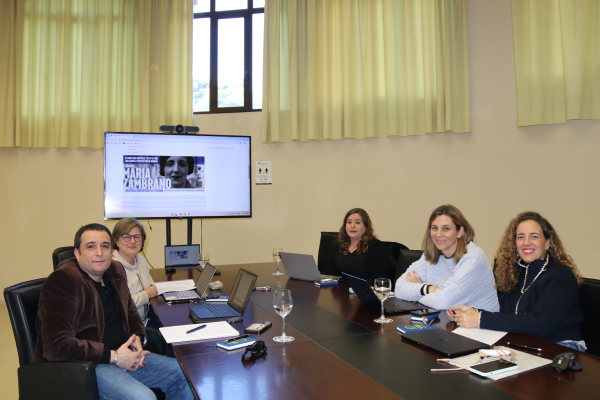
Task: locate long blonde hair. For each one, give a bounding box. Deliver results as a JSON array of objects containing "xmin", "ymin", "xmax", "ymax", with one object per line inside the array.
[
  {"xmin": 422, "ymin": 205, "xmax": 474, "ymax": 264},
  {"xmin": 494, "ymin": 211, "xmax": 582, "ymax": 293}
]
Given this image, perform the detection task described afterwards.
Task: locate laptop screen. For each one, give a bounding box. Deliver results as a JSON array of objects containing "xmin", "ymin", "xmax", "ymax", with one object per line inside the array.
[
  {"xmin": 228, "ymin": 268, "xmax": 258, "ymax": 313},
  {"xmin": 195, "ymin": 263, "xmax": 216, "ymax": 297},
  {"xmin": 164, "ymin": 244, "xmax": 200, "ymax": 267}
]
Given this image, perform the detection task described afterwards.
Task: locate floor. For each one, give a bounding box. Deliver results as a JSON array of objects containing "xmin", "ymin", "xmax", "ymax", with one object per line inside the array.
[{"xmin": 0, "ymin": 306, "xmax": 19, "ymax": 400}]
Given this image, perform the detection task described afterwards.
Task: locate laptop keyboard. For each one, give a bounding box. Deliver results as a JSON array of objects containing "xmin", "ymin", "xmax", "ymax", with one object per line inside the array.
[
  {"xmin": 206, "ymin": 303, "xmax": 234, "ymax": 316},
  {"xmin": 384, "ymin": 299, "xmax": 407, "ymax": 313},
  {"xmin": 172, "ymin": 290, "xmax": 200, "ymax": 299}
]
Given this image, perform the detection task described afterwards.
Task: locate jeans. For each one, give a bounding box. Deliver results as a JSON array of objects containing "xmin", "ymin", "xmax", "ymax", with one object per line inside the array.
[
  {"xmin": 557, "ymin": 340, "xmax": 587, "ymax": 352},
  {"xmin": 96, "ymin": 353, "xmax": 194, "ymax": 400}
]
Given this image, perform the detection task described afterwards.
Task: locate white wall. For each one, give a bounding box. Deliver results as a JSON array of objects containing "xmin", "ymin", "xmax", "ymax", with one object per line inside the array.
[{"xmin": 1, "ymin": 0, "xmax": 599, "ymax": 304}]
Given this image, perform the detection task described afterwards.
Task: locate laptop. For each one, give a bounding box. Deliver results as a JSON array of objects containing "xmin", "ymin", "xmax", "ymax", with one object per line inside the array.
[
  {"xmin": 343, "ymin": 273, "xmax": 428, "ymax": 313},
  {"xmin": 163, "ymin": 262, "xmax": 217, "ymax": 302},
  {"xmin": 188, "ymin": 268, "xmax": 258, "ymax": 323},
  {"xmin": 279, "ymin": 252, "xmax": 341, "ymax": 282},
  {"xmin": 401, "ymin": 329, "xmax": 490, "ymax": 357},
  {"xmin": 165, "ymin": 244, "xmax": 200, "ymax": 268}
]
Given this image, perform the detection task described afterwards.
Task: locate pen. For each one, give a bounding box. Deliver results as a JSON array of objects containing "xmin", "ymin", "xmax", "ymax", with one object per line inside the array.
[
  {"xmin": 225, "ymin": 334, "xmax": 249, "ymax": 343},
  {"xmin": 507, "ymin": 342, "xmax": 542, "ymax": 352},
  {"xmin": 186, "ymin": 324, "xmax": 207, "ymax": 334}
]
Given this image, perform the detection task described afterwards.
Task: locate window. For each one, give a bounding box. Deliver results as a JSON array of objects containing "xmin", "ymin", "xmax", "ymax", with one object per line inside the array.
[{"xmin": 193, "ymin": 0, "xmax": 264, "ymax": 113}]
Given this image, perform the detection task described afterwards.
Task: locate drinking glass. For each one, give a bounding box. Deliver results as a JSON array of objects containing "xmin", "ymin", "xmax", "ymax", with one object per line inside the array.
[
  {"xmin": 273, "ymin": 289, "xmax": 294, "ymax": 342},
  {"xmin": 374, "ymin": 278, "xmax": 393, "ymax": 323},
  {"xmin": 272, "ymin": 248, "xmax": 284, "ymax": 276},
  {"xmin": 199, "ymin": 253, "xmax": 210, "ymax": 270}
]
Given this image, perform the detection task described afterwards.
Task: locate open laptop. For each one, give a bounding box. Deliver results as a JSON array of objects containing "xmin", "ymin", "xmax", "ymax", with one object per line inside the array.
[
  {"xmin": 343, "ymin": 273, "xmax": 428, "ymax": 313},
  {"xmin": 165, "ymin": 244, "xmax": 200, "ymax": 268},
  {"xmin": 163, "ymin": 262, "xmax": 217, "ymax": 302},
  {"xmin": 279, "ymin": 252, "xmax": 341, "ymax": 282},
  {"xmin": 188, "ymin": 268, "xmax": 258, "ymax": 323},
  {"xmin": 401, "ymin": 329, "xmax": 489, "ymax": 357}
]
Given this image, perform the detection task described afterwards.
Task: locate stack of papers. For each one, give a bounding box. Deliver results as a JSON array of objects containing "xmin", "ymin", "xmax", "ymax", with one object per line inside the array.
[
  {"xmin": 446, "ymin": 349, "xmax": 551, "ymax": 380},
  {"xmin": 159, "ymin": 321, "xmax": 239, "ymax": 344},
  {"xmin": 155, "ymin": 280, "xmax": 196, "ymax": 295},
  {"xmin": 452, "ymin": 327, "xmax": 507, "ymax": 346}
]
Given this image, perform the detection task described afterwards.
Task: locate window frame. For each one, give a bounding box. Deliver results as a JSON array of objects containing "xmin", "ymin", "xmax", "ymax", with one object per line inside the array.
[{"xmin": 193, "ymin": 0, "xmax": 264, "ymax": 114}]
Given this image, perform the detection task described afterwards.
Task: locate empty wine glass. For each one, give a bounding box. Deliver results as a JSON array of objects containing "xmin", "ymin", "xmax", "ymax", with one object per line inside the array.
[
  {"xmin": 374, "ymin": 278, "xmax": 393, "ymax": 323},
  {"xmin": 199, "ymin": 253, "xmax": 210, "ymax": 270},
  {"xmin": 272, "ymin": 248, "xmax": 284, "ymax": 276},
  {"xmin": 273, "ymin": 289, "xmax": 294, "ymax": 342}
]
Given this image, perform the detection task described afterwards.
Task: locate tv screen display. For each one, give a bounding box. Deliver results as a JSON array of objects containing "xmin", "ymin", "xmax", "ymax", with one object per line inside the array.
[{"xmin": 104, "ymin": 132, "xmax": 251, "ymax": 220}]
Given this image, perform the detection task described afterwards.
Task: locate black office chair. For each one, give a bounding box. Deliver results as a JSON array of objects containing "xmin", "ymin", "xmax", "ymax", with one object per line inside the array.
[
  {"xmin": 579, "ymin": 277, "xmax": 600, "ymax": 357},
  {"xmin": 317, "ymin": 231, "xmax": 339, "ymax": 272},
  {"xmin": 4, "ymin": 278, "xmax": 166, "ymax": 400},
  {"xmin": 394, "ymin": 249, "xmax": 424, "ymax": 283},
  {"xmin": 382, "ymin": 241, "xmax": 409, "ymax": 287},
  {"xmin": 52, "ymin": 246, "xmax": 76, "ymax": 270}
]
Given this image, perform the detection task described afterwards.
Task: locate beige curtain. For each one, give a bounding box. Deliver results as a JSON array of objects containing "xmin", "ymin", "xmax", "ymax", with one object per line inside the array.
[
  {"xmin": 0, "ymin": 0, "xmax": 192, "ymax": 149},
  {"xmin": 511, "ymin": 0, "xmax": 600, "ymax": 127},
  {"xmin": 262, "ymin": 0, "xmax": 470, "ymax": 143}
]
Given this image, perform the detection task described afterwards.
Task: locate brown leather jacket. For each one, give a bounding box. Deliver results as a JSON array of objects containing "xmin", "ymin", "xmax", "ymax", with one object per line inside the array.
[{"xmin": 33, "ymin": 259, "xmax": 146, "ymax": 365}]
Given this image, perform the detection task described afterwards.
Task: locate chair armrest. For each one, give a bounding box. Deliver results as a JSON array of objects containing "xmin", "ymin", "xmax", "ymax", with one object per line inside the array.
[
  {"xmin": 146, "ymin": 327, "xmax": 167, "ymax": 356},
  {"xmin": 18, "ymin": 361, "xmax": 99, "ymax": 400}
]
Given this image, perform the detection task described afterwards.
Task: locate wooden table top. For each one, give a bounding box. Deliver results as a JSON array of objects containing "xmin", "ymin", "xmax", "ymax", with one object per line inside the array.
[{"xmin": 150, "ymin": 262, "xmax": 600, "ymax": 400}]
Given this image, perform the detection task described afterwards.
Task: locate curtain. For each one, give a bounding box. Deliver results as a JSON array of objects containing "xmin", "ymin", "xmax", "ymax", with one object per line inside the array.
[
  {"xmin": 0, "ymin": 0, "xmax": 192, "ymax": 149},
  {"xmin": 511, "ymin": 0, "xmax": 600, "ymax": 127},
  {"xmin": 262, "ymin": 0, "xmax": 470, "ymax": 143}
]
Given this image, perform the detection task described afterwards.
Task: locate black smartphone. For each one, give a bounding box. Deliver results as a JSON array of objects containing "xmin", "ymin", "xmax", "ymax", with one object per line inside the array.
[{"xmin": 411, "ymin": 309, "xmax": 440, "ymax": 317}]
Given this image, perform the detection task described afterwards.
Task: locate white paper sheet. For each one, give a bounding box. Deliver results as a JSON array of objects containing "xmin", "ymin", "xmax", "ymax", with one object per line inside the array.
[
  {"xmin": 154, "ymin": 279, "xmax": 195, "ymax": 295},
  {"xmin": 446, "ymin": 349, "xmax": 552, "ymax": 380},
  {"xmin": 159, "ymin": 321, "xmax": 240, "ymax": 344},
  {"xmin": 452, "ymin": 327, "xmax": 508, "ymax": 346}
]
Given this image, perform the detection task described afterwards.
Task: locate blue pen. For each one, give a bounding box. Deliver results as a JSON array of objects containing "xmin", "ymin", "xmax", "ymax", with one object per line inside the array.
[{"xmin": 186, "ymin": 324, "xmax": 207, "ymax": 334}]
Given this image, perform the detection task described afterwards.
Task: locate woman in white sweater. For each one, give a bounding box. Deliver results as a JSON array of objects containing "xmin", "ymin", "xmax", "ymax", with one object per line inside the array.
[
  {"xmin": 112, "ymin": 218, "xmax": 158, "ymax": 326},
  {"xmin": 395, "ymin": 205, "xmax": 499, "ymax": 311}
]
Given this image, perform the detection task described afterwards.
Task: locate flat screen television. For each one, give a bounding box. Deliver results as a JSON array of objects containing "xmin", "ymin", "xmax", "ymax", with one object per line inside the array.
[{"xmin": 104, "ymin": 132, "xmax": 251, "ymax": 220}]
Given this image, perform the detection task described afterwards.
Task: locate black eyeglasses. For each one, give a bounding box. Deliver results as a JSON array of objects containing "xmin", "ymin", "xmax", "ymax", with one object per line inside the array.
[
  {"xmin": 241, "ymin": 341, "xmax": 267, "ymax": 361},
  {"xmin": 121, "ymin": 234, "xmax": 143, "ymax": 242}
]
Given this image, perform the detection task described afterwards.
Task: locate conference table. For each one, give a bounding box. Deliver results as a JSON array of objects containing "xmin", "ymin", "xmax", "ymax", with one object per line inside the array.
[{"xmin": 150, "ymin": 263, "xmax": 600, "ymax": 400}]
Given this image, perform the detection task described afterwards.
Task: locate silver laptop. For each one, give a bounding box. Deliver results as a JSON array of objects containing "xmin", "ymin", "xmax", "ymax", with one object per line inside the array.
[
  {"xmin": 164, "ymin": 244, "xmax": 200, "ymax": 268},
  {"xmin": 279, "ymin": 252, "xmax": 341, "ymax": 282},
  {"xmin": 163, "ymin": 262, "xmax": 217, "ymax": 302}
]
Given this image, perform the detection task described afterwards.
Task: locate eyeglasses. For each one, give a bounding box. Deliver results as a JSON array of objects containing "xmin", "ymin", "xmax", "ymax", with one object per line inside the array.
[
  {"xmin": 121, "ymin": 234, "xmax": 143, "ymax": 242},
  {"xmin": 241, "ymin": 341, "xmax": 267, "ymax": 361}
]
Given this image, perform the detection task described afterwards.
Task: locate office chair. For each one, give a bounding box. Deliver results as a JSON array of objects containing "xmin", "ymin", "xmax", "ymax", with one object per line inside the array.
[
  {"xmin": 579, "ymin": 277, "xmax": 600, "ymax": 357},
  {"xmin": 394, "ymin": 249, "xmax": 424, "ymax": 283},
  {"xmin": 382, "ymin": 241, "xmax": 409, "ymax": 286},
  {"xmin": 52, "ymin": 246, "xmax": 76, "ymax": 270},
  {"xmin": 4, "ymin": 278, "xmax": 166, "ymax": 400},
  {"xmin": 317, "ymin": 231, "xmax": 339, "ymax": 272}
]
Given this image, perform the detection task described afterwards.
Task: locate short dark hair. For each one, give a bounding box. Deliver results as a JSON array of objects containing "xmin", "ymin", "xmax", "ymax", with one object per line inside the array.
[
  {"xmin": 159, "ymin": 156, "xmax": 195, "ymax": 176},
  {"xmin": 112, "ymin": 217, "xmax": 146, "ymax": 251},
  {"xmin": 74, "ymin": 223, "xmax": 113, "ymax": 250}
]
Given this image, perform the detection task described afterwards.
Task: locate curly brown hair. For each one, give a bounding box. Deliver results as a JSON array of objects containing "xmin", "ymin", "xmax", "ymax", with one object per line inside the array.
[
  {"xmin": 494, "ymin": 211, "xmax": 582, "ymax": 293},
  {"xmin": 422, "ymin": 205, "xmax": 475, "ymax": 264},
  {"xmin": 339, "ymin": 208, "xmax": 377, "ymax": 255}
]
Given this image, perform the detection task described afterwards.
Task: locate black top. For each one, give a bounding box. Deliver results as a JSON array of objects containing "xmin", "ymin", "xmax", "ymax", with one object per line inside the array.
[
  {"xmin": 480, "ymin": 258, "xmax": 583, "ymax": 342},
  {"xmin": 324, "ymin": 238, "xmax": 389, "ymax": 285},
  {"xmin": 92, "ymin": 272, "xmax": 127, "ymax": 363}
]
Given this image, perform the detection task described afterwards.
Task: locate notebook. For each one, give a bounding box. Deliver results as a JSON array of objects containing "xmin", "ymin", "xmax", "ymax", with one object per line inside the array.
[
  {"xmin": 279, "ymin": 252, "xmax": 341, "ymax": 282},
  {"xmin": 163, "ymin": 262, "xmax": 217, "ymax": 302},
  {"xmin": 400, "ymin": 328, "xmax": 490, "ymax": 357},
  {"xmin": 189, "ymin": 268, "xmax": 258, "ymax": 323},
  {"xmin": 343, "ymin": 273, "xmax": 427, "ymax": 313},
  {"xmin": 165, "ymin": 244, "xmax": 200, "ymax": 268}
]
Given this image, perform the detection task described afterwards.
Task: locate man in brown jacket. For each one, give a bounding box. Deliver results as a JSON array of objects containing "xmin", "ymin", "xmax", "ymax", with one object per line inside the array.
[{"xmin": 34, "ymin": 223, "xmax": 193, "ymax": 400}]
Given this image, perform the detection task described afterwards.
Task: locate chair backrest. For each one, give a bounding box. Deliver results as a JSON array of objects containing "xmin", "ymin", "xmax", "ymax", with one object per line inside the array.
[
  {"xmin": 382, "ymin": 241, "xmax": 409, "ymax": 285},
  {"xmin": 394, "ymin": 249, "xmax": 424, "ymax": 283},
  {"xmin": 579, "ymin": 277, "xmax": 600, "ymax": 357},
  {"xmin": 4, "ymin": 278, "xmax": 46, "ymax": 366},
  {"xmin": 317, "ymin": 231, "xmax": 339, "ymax": 272},
  {"xmin": 52, "ymin": 246, "xmax": 76, "ymax": 270}
]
